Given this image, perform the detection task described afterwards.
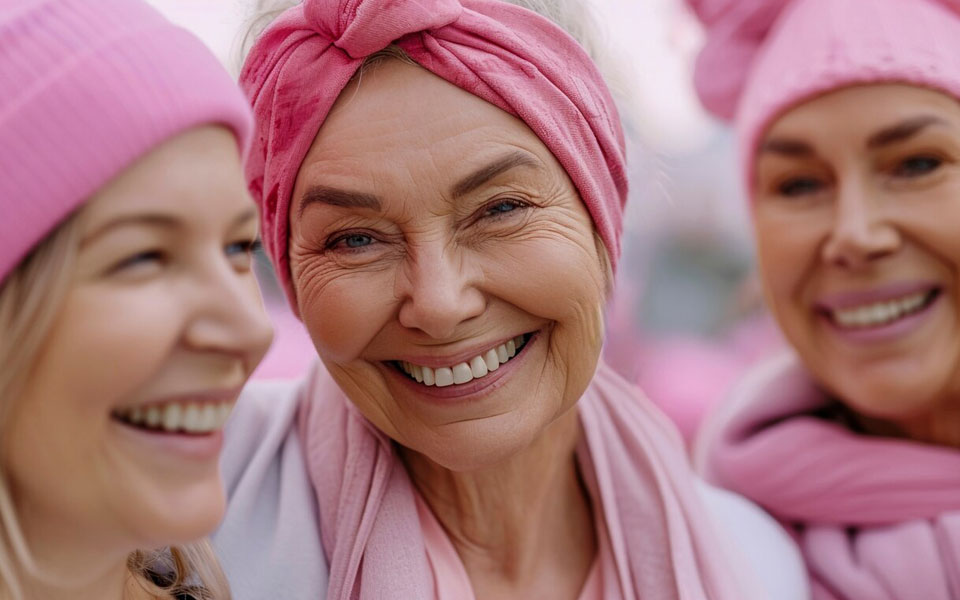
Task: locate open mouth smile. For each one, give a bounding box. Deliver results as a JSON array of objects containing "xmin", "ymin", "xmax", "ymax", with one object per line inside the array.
[
  {"xmin": 391, "ymin": 333, "xmax": 532, "ymax": 388},
  {"xmin": 821, "ymin": 288, "xmax": 940, "ymax": 330},
  {"xmin": 111, "ymin": 400, "xmax": 233, "ymax": 435}
]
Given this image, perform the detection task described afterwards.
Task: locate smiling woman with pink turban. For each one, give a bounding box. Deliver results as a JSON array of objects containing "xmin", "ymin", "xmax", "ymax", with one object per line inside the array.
[
  {"xmin": 213, "ymin": 0, "xmax": 806, "ymax": 598},
  {"xmin": 688, "ymin": 0, "xmax": 960, "ymax": 599}
]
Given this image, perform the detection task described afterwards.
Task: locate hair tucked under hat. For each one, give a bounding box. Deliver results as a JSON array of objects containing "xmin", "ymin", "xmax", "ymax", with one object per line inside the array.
[
  {"xmin": 0, "ymin": 0, "xmax": 253, "ymax": 284},
  {"xmin": 687, "ymin": 0, "xmax": 960, "ymax": 191},
  {"xmin": 240, "ymin": 0, "xmax": 628, "ymax": 311}
]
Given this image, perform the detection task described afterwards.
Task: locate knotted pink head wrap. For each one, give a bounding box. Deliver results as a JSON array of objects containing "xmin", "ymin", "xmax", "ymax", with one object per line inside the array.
[
  {"xmin": 240, "ymin": 0, "xmax": 628, "ymax": 306},
  {"xmin": 686, "ymin": 0, "xmax": 960, "ymax": 193}
]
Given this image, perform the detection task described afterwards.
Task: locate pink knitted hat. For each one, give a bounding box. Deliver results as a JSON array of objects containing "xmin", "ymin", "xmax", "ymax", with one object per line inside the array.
[
  {"xmin": 0, "ymin": 0, "xmax": 253, "ymax": 283},
  {"xmin": 687, "ymin": 0, "xmax": 960, "ymax": 192},
  {"xmin": 240, "ymin": 0, "xmax": 628, "ymax": 311}
]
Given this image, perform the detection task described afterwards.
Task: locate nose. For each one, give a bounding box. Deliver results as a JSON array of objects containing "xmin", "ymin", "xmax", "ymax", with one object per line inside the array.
[
  {"xmin": 396, "ymin": 243, "xmax": 485, "ymax": 339},
  {"xmin": 821, "ymin": 180, "xmax": 900, "ymax": 269},
  {"xmin": 183, "ymin": 254, "xmax": 274, "ymax": 368}
]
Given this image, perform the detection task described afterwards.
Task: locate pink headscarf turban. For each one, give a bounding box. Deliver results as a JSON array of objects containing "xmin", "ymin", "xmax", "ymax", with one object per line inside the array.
[
  {"xmin": 240, "ymin": 0, "xmax": 628, "ymax": 308},
  {"xmin": 686, "ymin": 0, "xmax": 960, "ymax": 192}
]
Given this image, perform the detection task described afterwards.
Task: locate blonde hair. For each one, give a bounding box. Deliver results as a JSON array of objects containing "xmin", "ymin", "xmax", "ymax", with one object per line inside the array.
[{"xmin": 0, "ymin": 218, "xmax": 230, "ymax": 599}]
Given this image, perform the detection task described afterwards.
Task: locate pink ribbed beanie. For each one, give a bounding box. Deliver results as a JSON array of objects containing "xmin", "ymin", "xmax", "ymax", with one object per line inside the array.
[
  {"xmin": 0, "ymin": 0, "xmax": 253, "ymax": 283},
  {"xmin": 687, "ymin": 0, "xmax": 960, "ymax": 192}
]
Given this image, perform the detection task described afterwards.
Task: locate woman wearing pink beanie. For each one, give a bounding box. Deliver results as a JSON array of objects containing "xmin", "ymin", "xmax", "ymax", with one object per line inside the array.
[
  {"xmin": 0, "ymin": 0, "xmax": 272, "ymax": 598},
  {"xmin": 689, "ymin": 0, "xmax": 960, "ymax": 598}
]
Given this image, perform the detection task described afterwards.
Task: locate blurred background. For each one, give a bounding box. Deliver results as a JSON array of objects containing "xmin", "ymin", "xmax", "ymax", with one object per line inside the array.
[{"xmin": 146, "ymin": 0, "xmax": 785, "ymax": 443}]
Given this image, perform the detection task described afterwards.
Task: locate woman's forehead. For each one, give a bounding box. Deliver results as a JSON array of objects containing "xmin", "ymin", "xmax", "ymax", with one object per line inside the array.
[
  {"xmin": 312, "ymin": 60, "xmax": 546, "ymax": 159},
  {"xmin": 764, "ymin": 84, "xmax": 960, "ymax": 146}
]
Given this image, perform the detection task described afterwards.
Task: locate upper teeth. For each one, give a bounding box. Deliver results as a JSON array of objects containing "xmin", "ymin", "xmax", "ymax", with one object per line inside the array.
[
  {"xmin": 831, "ymin": 291, "xmax": 929, "ymax": 328},
  {"xmin": 115, "ymin": 402, "xmax": 233, "ymax": 434},
  {"xmin": 399, "ymin": 335, "xmax": 525, "ymax": 387}
]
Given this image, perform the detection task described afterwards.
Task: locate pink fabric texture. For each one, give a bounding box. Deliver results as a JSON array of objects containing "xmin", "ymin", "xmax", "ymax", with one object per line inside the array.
[
  {"xmin": 0, "ymin": 0, "xmax": 252, "ymax": 284},
  {"xmin": 298, "ymin": 359, "xmax": 758, "ymax": 599},
  {"xmin": 686, "ymin": 0, "xmax": 960, "ymax": 192},
  {"xmin": 697, "ymin": 354, "xmax": 960, "ymax": 600},
  {"xmin": 239, "ymin": 0, "xmax": 628, "ymax": 312}
]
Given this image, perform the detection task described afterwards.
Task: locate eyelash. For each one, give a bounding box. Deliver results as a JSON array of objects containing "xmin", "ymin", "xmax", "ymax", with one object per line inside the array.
[
  {"xmin": 776, "ymin": 177, "xmax": 823, "ymax": 198},
  {"xmin": 892, "ymin": 154, "xmax": 943, "ymax": 178},
  {"xmin": 111, "ymin": 238, "xmax": 262, "ymax": 274},
  {"xmin": 325, "ymin": 231, "xmax": 378, "ymax": 252},
  {"xmin": 226, "ymin": 238, "xmax": 262, "ymax": 256},
  {"xmin": 113, "ymin": 250, "xmax": 164, "ymax": 272},
  {"xmin": 478, "ymin": 197, "xmax": 529, "ymax": 220},
  {"xmin": 323, "ymin": 199, "xmax": 532, "ymax": 253}
]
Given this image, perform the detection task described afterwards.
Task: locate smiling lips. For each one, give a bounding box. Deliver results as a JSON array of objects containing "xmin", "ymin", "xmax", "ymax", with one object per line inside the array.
[
  {"xmin": 112, "ymin": 401, "xmax": 233, "ymax": 435},
  {"xmin": 820, "ymin": 288, "xmax": 939, "ymax": 330},
  {"xmin": 397, "ymin": 335, "xmax": 528, "ymax": 387}
]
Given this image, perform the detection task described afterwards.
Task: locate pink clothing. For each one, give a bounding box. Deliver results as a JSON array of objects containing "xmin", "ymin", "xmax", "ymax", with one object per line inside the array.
[
  {"xmin": 239, "ymin": 0, "xmax": 627, "ymax": 311},
  {"xmin": 297, "ymin": 359, "xmax": 759, "ymax": 600},
  {"xmin": 686, "ymin": 0, "xmax": 960, "ymax": 193},
  {"xmin": 0, "ymin": 0, "xmax": 252, "ymax": 283},
  {"xmin": 697, "ymin": 353, "xmax": 960, "ymax": 600}
]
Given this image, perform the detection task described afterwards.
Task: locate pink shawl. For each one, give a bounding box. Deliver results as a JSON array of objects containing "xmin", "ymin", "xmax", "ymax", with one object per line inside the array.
[
  {"xmin": 298, "ymin": 360, "xmax": 757, "ymax": 599},
  {"xmin": 697, "ymin": 353, "xmax": 960, "ymax": 600},
  {"xmin": 239, "ymin": 0, "xmax": 627, "ymax": 310}
]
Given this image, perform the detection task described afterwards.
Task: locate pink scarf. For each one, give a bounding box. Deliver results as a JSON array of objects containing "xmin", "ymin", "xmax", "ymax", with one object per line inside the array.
[
  {"xmin": 297, "ymin": 360, "xmax": 756, "ymax": 600},
  {"xmin": 698, "ymin": 353, "xmax": 960, "ymax": 600},
  {"xmin": 239, "ymin": 0, "xmax": 627, "ymax": 311}
]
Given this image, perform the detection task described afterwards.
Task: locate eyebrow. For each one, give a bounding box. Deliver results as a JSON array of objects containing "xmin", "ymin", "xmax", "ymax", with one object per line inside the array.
[
  {"xmin": 866, "ymin": 115, "xmax": 947, "ymax": 149},
  {"xmin": 297, "ymin": 151, "xmax": 541, "ymax": 215},
  {"xmin": 82, "ymin": 208, "xmax": 258, "ymax": 247},
  {"xmin": 451, "ymin": 151, "xmax": 540, "ymax": 198},
  {"xmin": 299, "ymin": 185, "xmax": 381, "ymax": 217},
  {"xmin": 758, "ymin": 138, "xmax": 815, "ymax": 157}
]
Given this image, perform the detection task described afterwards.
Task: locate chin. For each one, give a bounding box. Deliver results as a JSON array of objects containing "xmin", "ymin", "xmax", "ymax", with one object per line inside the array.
[
  {"xmin": 412, "ymin": 414, "xmax": 551, "ymax": 473},
  {"xmin": 125, "ymin": 480, "xmax": 226, "ymax": 548}
]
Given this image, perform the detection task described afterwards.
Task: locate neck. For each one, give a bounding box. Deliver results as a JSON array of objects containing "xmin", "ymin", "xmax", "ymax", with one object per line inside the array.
[
  {"xmin": 856, "ymin": 401, "xmax": 960, "ymax": 449},
  {"xmin": 401, "ymin": 408, "xmax": 596, "ymax": 599}
]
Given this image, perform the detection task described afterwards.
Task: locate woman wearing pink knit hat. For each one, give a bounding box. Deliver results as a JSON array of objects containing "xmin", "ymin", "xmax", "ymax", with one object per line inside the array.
[
  {"xmin": 210, "ymin": 0, "xmax": 811, "ymax": 598},
  {"xmin": 0, "ymin": 0, "xmax": 273, "ymax": 598},
  {"xmin": 689, "ymin": 0, "xmax": 960, "ymax": 598}
]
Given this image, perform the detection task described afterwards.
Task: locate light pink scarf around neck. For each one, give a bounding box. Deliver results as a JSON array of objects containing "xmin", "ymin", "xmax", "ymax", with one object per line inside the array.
[
  {"xmin": 697, "ymin": 353, "xmax": 960, "ymax": 600},
  {"xmin": 297, "ymin": 359, "xmax": 756, "ymax": 600}
]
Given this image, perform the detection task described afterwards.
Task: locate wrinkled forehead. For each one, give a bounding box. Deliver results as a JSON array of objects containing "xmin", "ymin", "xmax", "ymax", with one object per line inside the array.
[{"xmin": 292, "ymin": 59, "xmax": 568, "ymax": 197}]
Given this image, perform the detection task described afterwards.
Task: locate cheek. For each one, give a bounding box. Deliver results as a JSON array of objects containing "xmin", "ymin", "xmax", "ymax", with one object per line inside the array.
[
  {"xmin": 6, "ymin": 285, "xmax": 186, "ymax": 517},
  {"xmin": 294, "ymin": 257, "xmax": 396, "ymax": 363},
  {"xmin": 490, "ymin": 226, "xmax": 606, "ymax": 393},
  {"xmin": 754, "ymin": 214, "xmax": 816, "ymax": 321},
  {"xmin": 45, "ymin": 285, "xmax": 184, "ymax": 403}
]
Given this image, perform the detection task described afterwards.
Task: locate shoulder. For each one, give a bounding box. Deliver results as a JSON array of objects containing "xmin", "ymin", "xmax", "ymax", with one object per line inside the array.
[
  {"xmin": 695, "ymin": 479, "xmax": 810, "ymax": 600},
  {"xmin": 213, "ymin": 375, "xmax": 330, "ymax": 599}
]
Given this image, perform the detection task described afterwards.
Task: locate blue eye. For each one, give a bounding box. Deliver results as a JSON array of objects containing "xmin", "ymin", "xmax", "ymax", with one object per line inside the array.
[
  {"xmin": 328, "ymin": 233, "xmax": 375, "ymax": 250},
  {"xmin": 778, "ymin": 177, "xmax": 823, "ymax": 197},
  {"xmin": 226, "ymin": 238, "xmax": 261, "ymax": 256},
  {"xmin": 483, "ymin": 199, "xmax": 527, "ymax": 218},
  {"xmin": 894, "ymin": 155, "xmax": 942, "ymax": 177},
  {"xmin": 113, "ymin": 250, "xmax": 163, "ymax": 272}
]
